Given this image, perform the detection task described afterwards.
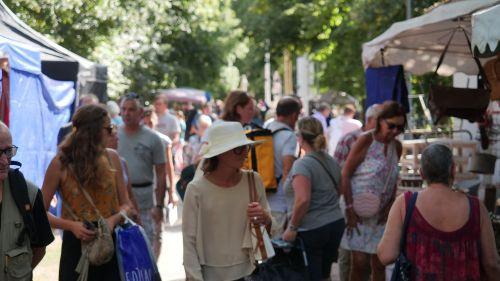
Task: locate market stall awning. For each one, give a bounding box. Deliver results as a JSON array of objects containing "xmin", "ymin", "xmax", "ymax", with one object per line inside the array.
[
  {"xmin": 0, "ymin": 0, "xmax": 107, "ymax": 99},
  {"xmin": 156, "ymin": 88, "xmax": 211, "ymax": 104},
  {"xmin": 362, "ymin": 0, "xmax": 500, "ymax": 76},
  {"xmin": 472, "ymin": 4, "xmax": 500, "ymax": 57}
]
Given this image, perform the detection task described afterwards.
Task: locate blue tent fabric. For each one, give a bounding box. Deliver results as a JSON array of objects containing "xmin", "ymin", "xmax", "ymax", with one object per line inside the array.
[
  {"xmin": 365, "ymin": 65, "xmax": 410, "ymax": 112},
  {"xmin": 1, "ymin": 36, "xmax": 75, "ymax": 188}
]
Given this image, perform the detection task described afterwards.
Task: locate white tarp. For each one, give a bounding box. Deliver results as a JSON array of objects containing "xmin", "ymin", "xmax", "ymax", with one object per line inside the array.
[
  {"xmin": 362, "ymin": 0, "xmax": 500, "ymax": 76},
  {"xmin": 157, "ymin": 88, "xmax": 210, "ymax": 104},
  {"xmin": 472, "ymin": 4, "xmax": 500, "ymax": 57}
]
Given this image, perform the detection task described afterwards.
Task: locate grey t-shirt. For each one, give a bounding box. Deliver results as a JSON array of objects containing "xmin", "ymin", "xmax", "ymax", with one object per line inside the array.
[
  {"xmin": 117, "ymin": 125, "xmax": 166, "ymax": 185},
  {"xmin": 155, "ymin": 111, "xmax": 181, "ymax": 140},
  {"xmin": 265, "ymin": 120, "xmax": 296, "ymax": 213},
  {"xmin": 284, "ymin": 151, "xmax": 343, "ymax": 231}
]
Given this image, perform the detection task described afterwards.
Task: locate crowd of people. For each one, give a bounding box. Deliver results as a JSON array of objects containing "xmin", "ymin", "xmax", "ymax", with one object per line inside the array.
[{"xmin": 0, "ymin": 89, "xmax": 499, "ymax": 281}]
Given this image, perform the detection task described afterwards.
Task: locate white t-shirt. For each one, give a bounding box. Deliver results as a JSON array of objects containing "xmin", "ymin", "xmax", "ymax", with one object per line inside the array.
[
  {"xmin": 155, "ymin": 111, "xmax": 181, "ymax": 140},
  {"xmin": 327, "ymin": 115, "xmax": 362, "ymax": 155}
]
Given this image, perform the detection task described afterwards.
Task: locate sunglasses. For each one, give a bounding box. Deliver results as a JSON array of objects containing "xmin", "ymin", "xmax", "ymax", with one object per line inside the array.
[
  {"xmin": 232, "ymin": 145, "xmax": 249, "ymax": 155},
  {"xmin": 0, "ymin": 145, "xmax": 18, "ymax": 158},
  {"xmin": 383, "ymin": 119, "xmax": 405, "ymax": 132},
  {"xmin": 104, "ymin": 124, "xmax": 117, "ymax": 134}
]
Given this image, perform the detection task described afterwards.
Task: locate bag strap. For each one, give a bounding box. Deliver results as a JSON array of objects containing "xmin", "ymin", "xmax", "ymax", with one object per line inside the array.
[
  {"xmin": 460, "ymin": 28, "xmax": 490, "ymax": 91},
  {"xmin": 400, "ymin": 192, "xmax": 418, "ymax": 255},
  {"xmin": 8, "ymin": 161, "xmax": 37, "ymax": 246},
  {"xmin": 246, "ymin": 171, "xmax": 267, "ymax": 260},
  {"xmin": 434, "ymin": 28, "xmax": 457, "ymax": 75},
  {"xmin": 67, "ymin": 164, "xmax": 104, "ymax": 219},
  {"xmin": 381, "ymin": 141, "xmax": 396, "ymax": 194},
  {"xmin": 247, "ymin": 171, "xmax": 257, "ymax": 203},
  {"xmin": 271, "ymin": 127, "xmax": 292, "ymax": 135},
  {"xmin": 306, "ymin": 153, "xmax": 339, "ymax": 194},
  {"xmin": 434, "ymin": 28, "xmax": 490, "ymax": 91}
]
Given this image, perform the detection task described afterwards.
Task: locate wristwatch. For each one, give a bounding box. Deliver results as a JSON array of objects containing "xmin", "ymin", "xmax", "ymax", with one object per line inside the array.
[{"xmin": 288, "ymin": 224, "xmax": 299, "ymax": 232}]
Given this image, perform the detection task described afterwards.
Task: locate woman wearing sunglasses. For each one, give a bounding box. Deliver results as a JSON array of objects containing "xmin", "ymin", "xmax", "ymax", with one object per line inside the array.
[
  {"xmin": 339, "ymin": 101, "xmax": 405, "ymax": 281},
  {"xmin": 42, "ymin": 104, "xmax": 133, "ymax": 280},
  {"xmin": 183, "ymin": 121, "xmax": 273, "ymax": 281}
]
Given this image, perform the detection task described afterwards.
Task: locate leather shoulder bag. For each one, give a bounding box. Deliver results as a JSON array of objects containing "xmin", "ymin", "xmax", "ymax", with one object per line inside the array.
[{"xmin": 428, "ymin": 27, "xmax": 490, "ymax": 124}]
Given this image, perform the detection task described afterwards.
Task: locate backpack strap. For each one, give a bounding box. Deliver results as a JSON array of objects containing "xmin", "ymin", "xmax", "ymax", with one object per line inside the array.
[
  {"xmin": 271, "ymin": 126, "xmax": 293, "ymax": 182},
  {"xmin": 271, "ymin": 127, "xmax": 292, "ymax": 135},
  {"xmin": 8, "ymin": 161, "xmax": 37, "ymax": 246}
]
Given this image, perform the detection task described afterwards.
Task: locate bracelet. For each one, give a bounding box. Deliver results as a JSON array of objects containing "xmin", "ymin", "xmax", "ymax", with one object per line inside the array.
[
  {"xmin": 346, "ymin": 204, "xmax": 353, "ymax": 209},
  {"xmin": 155, "ymin": 204, "xmax": 164, "ymax": 209},
  {"xmin": 288, "ymin": 224, "xmax": 299, "ymax": 232}
]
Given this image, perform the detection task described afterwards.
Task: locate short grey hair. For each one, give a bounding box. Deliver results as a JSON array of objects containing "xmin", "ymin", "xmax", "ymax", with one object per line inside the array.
[
  {"xmin": 365, "ymin": 103, "xmax": 381, "ymax": 123},
  {"xmin": 420, "ymin": 143, "xmax": 453, "ymax": 185}
]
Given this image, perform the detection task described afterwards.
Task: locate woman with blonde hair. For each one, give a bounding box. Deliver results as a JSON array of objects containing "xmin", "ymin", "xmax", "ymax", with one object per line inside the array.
[
  {"xmin": 42, "ymin": 104, "xmax": 133, "ymax": 280},
  {"xmin": 282, "ymin": 116, "xmax": 345, "ymax": 281}
]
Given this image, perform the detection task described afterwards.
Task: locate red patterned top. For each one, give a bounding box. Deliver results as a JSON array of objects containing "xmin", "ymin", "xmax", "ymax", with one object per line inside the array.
[{"xmin": 404, "ymin": 191, "xmax": 481, "ymax": 281}]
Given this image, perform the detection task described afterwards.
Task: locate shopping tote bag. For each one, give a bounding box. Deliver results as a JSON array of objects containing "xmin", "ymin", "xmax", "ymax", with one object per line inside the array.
[{"xmin": 115, "ymin": 218, "xmax": 162, "ymax": 281}]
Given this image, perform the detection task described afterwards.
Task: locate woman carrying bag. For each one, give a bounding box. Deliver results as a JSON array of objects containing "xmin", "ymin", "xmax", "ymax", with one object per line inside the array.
[
  {"xmin": 182, "ymin": 121, "xmax": 274, "ymax": 281},
  {"xmin": 378, "ymin": 143, "xmax": 500, "ymax": 281},
  {"xmin": 340, "ymin": 101, "xmax": 405, "ymax": 281},
  {"xmin": 282, "ymin": 117, "xmax": 345, "ymax": 281},
  {"xmin": 42, "ymin": 104, "xmax": 134, "ymax": 281}
]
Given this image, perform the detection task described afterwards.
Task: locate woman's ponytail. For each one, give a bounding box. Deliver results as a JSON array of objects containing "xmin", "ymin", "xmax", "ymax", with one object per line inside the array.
[
  {"xmin": 297, "ymin": 117, "xmax": 327, "ymax": 152},
  {"xmin": 313, "ymin": 134, "xmax": 327, "ymax": 151}
]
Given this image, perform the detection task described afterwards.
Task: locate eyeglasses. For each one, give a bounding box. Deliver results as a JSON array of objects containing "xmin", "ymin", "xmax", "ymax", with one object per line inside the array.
[
  {"xmin": 104, "ymin": 124, "xmax": 117, "ymax": 134},
  {"xmin": 0, "ymin": 145, "xmax": 18, "ymax": 158},
  {"xmin": 383, "ymin": 119, "xmax": 405, "ymax": 132},
  {"xmin": 232, "ymin": 145, "xmax": 249, "ymax": 155}
]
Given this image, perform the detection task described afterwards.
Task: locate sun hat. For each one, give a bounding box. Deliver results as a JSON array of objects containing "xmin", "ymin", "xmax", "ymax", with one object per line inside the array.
[{"xmin": 199, "ymin": 121, "xmax": 258, "ymax": 158}]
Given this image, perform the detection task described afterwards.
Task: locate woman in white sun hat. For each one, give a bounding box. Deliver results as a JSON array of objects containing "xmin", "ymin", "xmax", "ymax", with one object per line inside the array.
[{"xmin": 182, "ymin": 121, "xmax": 274, "ymax": 281}]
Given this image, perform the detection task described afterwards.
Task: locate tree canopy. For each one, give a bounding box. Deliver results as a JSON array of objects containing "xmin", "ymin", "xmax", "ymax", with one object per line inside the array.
[{"xmin": 4, "ymin": 0, "xmax": 444, "ymax": 100}]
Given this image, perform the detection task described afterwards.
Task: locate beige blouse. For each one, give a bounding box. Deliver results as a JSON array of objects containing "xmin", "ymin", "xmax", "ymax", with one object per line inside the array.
[{"xmin": 182, "ymin": 170, "xmax": 273, "ymax": 281}]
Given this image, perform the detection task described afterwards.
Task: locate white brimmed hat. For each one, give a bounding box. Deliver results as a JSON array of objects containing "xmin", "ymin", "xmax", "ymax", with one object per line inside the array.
[{"xmin": 199, "ymin": 121, "xmax": 258, "ymax": 158}]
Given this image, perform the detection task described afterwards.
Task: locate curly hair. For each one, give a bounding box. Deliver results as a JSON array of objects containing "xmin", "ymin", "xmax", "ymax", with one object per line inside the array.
[
  {"xmin": 220, "ymin": 90, "xmax": 253, "ymax": 122},
  {"xmin": 59, "ymin": 104, "xmax": 110, "ymax": 188},
  {"xmin": 297, "ymin": 117, "xmax": 327, "ymax": 151}
]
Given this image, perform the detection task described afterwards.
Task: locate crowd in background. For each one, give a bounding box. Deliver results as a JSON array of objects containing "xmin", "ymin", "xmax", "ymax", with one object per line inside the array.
[{"xmin": 9, "ymin": 89, "xmax": 496, "ymax": 281}]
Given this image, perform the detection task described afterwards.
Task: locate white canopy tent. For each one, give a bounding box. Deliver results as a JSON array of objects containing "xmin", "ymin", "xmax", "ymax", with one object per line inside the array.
[
  {"xmin": 472, "ymin": 4, "xmax": 500, "ymax": 57},
  {"xmin": 362, "ymin": 0, "xmax": 500, "ymax": 76},
  {"xmin": 156, "ymin": 88, "xmax": 211, "ymax": 104}
]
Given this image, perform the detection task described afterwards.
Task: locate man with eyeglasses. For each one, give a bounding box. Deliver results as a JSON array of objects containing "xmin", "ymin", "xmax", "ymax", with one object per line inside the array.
[
  {"xmin": 0, "ymin": 122, "xmax": 54, "ymax": 280},
  {"xmin": 117, "ymin": 93, "xmax": 170, "ymax": 260}
]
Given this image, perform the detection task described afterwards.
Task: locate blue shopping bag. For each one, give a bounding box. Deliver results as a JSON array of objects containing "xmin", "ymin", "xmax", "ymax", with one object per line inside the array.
[{"xmin": 115, "ymin": 219, "xmax": 162, "ymax": 281}]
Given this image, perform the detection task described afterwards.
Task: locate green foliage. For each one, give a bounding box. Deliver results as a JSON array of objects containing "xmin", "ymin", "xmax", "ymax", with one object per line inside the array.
[
  {"xmin": 5, "ymin": 0, "xmax": 447, "ymax": 102},
  {"xmin": 233, "ymin": 0, "xmax": 442, "ymax": 99},
  {"xmin": 5, "ymin": 0, "xmax": 245, "ymax": 99},
  {"xmin": 4, "ymin": 0, "xmax": 122, "ymax": 57}
]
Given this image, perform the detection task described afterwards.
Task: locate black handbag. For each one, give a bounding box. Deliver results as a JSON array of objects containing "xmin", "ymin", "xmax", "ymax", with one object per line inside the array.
[
  {"xmin": 390, "ymin": 192, "xmax": 418, "ymax": 281},
  {"xmin": 428, "ymin": 28, "xmax": 490, "ymax": 124}
]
